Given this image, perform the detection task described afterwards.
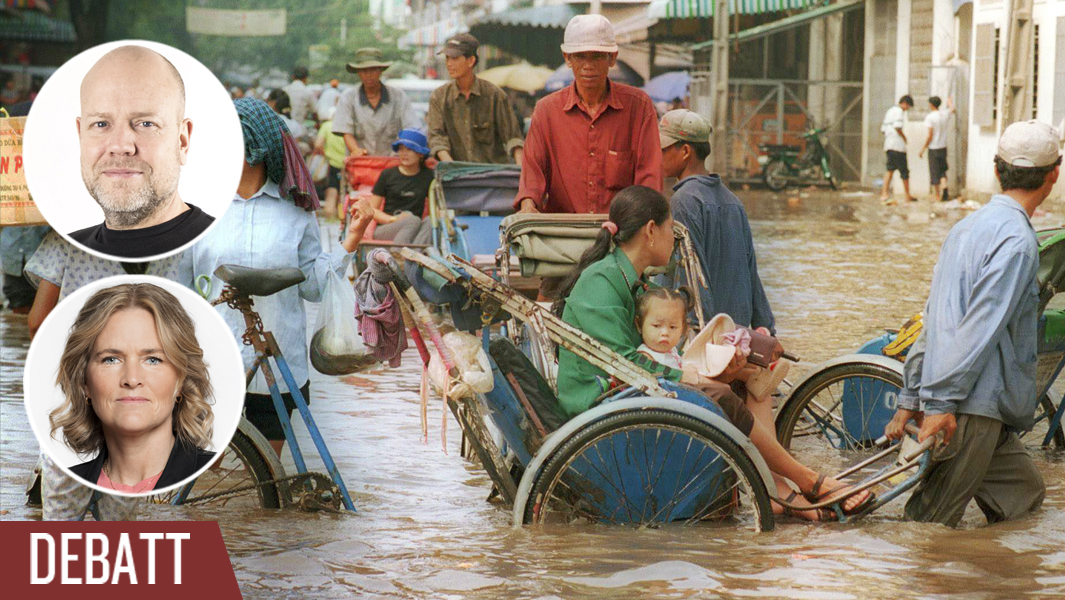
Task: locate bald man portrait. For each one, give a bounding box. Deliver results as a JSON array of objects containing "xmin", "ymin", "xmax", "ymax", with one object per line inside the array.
[{"xmin": 69, "ymin": 45, "xmax": 214, "ymax": 258}]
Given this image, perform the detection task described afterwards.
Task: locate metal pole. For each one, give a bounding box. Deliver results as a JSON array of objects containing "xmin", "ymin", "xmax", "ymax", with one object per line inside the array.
[{"xmin": 711, "ymin": 0, "xmax": 730, "ymax": 174}]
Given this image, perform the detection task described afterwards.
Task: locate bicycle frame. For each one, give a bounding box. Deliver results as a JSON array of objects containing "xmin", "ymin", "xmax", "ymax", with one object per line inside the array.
[{"xmin": 173, "ymin": 285, "xmax": 356, "ymax": 511}]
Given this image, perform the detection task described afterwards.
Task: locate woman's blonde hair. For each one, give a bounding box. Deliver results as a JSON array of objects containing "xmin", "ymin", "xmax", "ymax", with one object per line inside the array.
[{"xmin": 49, "ymin": 283, "xmax": 215, "ymax": 457}]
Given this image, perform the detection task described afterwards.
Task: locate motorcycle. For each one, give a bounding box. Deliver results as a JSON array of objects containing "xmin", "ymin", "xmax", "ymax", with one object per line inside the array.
[{"xmin": 758, "ymin": 127, "xmax": 839, "ymax": 191}]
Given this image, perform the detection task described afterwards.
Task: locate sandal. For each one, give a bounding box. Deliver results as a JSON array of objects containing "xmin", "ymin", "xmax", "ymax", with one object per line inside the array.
[
  {"xmin": 803, "ymin": 474, "xmax": 876, "ymax": 515},
  {"xmin": 779, "ymin": 491, "xmax": 834, "ymax": 522}
]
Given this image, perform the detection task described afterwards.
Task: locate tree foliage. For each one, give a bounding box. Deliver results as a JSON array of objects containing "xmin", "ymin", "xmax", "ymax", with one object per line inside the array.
[{"xmin": 65, "ymin": 0, "xmax": 414, "ymax": 84}]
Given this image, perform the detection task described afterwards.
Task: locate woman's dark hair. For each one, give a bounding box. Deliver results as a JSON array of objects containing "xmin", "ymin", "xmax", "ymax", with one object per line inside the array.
[
  {"xmin": 552, "ymin": 185, "xmax": 672, "ymax": 318},
  {"xmin": 267, "ymin": 89, "xmax": 292, "ymax": 116},
  {"xmin": 995, "ymin": 155, "xmax": 1063, "ymax": 191},
  {"xmin": 635, "ymin": 286, "xmax": 695, "ymax": 330}
]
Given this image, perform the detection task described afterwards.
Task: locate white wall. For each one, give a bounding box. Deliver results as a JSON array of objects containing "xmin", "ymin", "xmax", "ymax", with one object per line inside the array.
[{"xmin": 965, "ymin": 0, "xmax": 1065, "ymax": 195}]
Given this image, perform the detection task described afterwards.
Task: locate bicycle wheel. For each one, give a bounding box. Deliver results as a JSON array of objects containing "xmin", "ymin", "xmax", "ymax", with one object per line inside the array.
[
  {"xmin": 1022, "ymin": 394, "xmax": 1065, "ymax": 450},
  {"xmin": 150, "ymin": 424, "xmax": 283, "ymax": 509},
  {"xmin": 523, "ymin": 409, "xmax": 774, "ymax": 531},
  {"xmin": 776, "ymin": 362, "xmax": 903, "ymax": 473}
]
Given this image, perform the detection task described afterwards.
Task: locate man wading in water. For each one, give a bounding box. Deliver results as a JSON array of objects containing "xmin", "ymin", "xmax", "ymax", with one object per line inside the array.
[{"xmin": 885, "ymin": 120, "xmax": 1057, "ymax": 526}]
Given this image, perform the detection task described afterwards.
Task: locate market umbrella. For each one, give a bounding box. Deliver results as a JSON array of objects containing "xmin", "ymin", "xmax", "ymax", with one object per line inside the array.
[
  {"xmin": 643, "ymin": 71, "xmax": 691, "ymax": 103},
  {"xmin": 479, "ymin": 62, "xmax": 556, "ymax": 93},
  {"xmin": 542, "ymin": 60, "xmax": 645, "ymax": 93}
]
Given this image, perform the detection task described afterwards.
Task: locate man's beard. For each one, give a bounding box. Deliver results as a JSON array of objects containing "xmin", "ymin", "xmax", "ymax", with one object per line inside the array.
[{"xmin": 83, "ymin": 156, "xmax": 180, "ymax": 229}]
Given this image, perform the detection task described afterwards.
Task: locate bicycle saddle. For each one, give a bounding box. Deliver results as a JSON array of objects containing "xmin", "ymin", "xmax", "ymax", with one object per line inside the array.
[{"xmin": 213, "ymin": 264, "xmax": 306, "ymax": 297}]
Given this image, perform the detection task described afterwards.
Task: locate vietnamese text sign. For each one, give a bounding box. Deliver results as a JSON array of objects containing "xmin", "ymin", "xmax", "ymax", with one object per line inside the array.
[{"xmin": 0, "ymin": 116, "xmax": 46, "ymax": 226}]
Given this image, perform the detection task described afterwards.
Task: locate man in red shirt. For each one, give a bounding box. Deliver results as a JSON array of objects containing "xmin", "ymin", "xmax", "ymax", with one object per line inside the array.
[{"xmin": 516, "ymin": 14, "xmax": 662, "ymax": 216}]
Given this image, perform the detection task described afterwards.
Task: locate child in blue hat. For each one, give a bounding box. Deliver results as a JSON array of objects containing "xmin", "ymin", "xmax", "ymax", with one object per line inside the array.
[{"xmin": 368, "ymin": 129, "xmax": 434, "ymax": 244}]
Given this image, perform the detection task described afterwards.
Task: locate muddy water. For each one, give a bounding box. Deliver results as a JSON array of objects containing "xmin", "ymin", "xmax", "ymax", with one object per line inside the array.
[{"xmin": 5, "ymin": 191, "xmax": 1065, "ymax": 599}]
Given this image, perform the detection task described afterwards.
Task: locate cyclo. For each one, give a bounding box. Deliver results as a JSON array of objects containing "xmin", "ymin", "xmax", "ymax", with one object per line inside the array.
[
  {"xmin": 384, "ymin": 214, "xmax": 940, "ymax": 532},
  {"xmin": 777, "ymin": 225, "xmax": 1065, "ymax": 480}
]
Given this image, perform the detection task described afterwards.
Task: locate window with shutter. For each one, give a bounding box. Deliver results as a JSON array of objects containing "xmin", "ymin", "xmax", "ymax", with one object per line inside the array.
[{"xmin": 974, "ymin": 23, "xmax": 996, "ymax": 127}]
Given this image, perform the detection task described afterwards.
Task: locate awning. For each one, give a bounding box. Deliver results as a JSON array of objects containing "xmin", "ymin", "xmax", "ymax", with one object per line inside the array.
[
  {"xmin": 690, "ymin": 0, "xmax": 862, "ymax": 49},
  {"xmin": 468, "ymin": 5, "xmax": 580, "ymax": 68},
  {"xmin": 650, "ymin": 0, "xmax": 823, "ymax": 19},
  {"xmin": 0, "ymin": 9, "xmax": 75, "ymax": 42},
  {"xmin": 614, "ymin": 12, "xmax": 659, "ymax": 45}
]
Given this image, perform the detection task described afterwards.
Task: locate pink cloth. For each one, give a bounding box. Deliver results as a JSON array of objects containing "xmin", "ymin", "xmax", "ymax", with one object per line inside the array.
[
  {"xmin": 280, "ymin": 128, "xmax": 321, "ymax": 211},
  {"xmin": 722, "ymin": 328, "xmax": 752, "ymax": 357},
  {"xmin": 97, "ymin": 470, "xmax": 161, "ymax": 493}
]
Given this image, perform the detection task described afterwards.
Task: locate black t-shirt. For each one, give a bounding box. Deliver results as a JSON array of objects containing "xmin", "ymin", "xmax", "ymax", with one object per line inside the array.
[
  {"xmin": 68, "ymin": 203, "xmax": 215, "ymax": 259},
  {"xmin": 371, "ymin": 166, "xmax": 433, "ymax": 216}
]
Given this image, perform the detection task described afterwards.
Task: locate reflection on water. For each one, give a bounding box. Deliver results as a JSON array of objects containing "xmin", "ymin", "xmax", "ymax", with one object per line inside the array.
[{"xmin": 4, "ymin": 191, "xmax": 1065, "ymax": 599}]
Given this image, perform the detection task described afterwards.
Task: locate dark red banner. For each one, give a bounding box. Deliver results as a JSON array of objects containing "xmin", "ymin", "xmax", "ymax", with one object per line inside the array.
[{"xmin": 0, "ymin": 521, "xmax": 241, "ymax": 599}]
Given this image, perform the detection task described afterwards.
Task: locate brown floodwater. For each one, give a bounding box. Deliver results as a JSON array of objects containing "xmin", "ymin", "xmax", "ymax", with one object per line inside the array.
[{"xmin": 4, "ymin": 190, "xmax": 1065, "ymax": 599}]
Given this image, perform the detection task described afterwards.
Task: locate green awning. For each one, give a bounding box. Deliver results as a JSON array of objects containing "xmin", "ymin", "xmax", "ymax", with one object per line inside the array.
[
  {"xmin": 469, "ymin": 5, "xmax": 580, "ymax": 68},
  {"xmin": 0, "ymin": 10, "xmax": 75, "ymax": 43},
  {"xmin": 650, "ymin": 0, "xmax": 824, "ymax": 18},
  {"xmin": 690, "ymin": 0, "xmax": 862, "ymax": 49}
]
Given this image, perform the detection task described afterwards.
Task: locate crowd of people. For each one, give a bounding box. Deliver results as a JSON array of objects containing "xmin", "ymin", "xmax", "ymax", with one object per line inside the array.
[{"xmin": 1, "ymin": 12, "xmax": 1055, "ymax": 530}]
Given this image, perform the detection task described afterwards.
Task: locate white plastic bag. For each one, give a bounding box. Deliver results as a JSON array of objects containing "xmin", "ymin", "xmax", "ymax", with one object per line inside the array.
[
  {"xmin": 307, "ymin": 154, "xmax": 329, "ymax": 183},
  {"xmin": 427, "ymin": 330, "xmax": 494, "ymax": 399},
  {"xmin": 310, "ymin": 269, "xmax": 377, "ymax": 375}
]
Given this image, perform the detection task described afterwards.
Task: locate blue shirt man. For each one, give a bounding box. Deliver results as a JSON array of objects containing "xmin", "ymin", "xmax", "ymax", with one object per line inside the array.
[
  {"xmin": 658, "ymin": 109, "xmax": 775, "ymax": 332},
  {"xmin": 886, "ymin": 120, "xmax": 1060, "ymax": 527}
]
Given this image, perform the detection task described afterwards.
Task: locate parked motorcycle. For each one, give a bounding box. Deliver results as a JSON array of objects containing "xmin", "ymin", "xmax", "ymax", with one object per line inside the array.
[{"xmin": 758, "ymin": 128, "xmax": 839, "ymax": 191}]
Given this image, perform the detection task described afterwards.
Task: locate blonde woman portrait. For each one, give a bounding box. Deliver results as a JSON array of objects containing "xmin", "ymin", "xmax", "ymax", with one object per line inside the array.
[{"xmin": 46, "ymin": 282, "xmax": 216, "ymax": 493}]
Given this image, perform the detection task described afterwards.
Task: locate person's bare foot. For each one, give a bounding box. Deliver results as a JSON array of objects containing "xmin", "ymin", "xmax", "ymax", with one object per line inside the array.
[
  {"xmin": 906, "ymin": 196, "xmax": 918, "ymax": 202},
  {"xmin": 804, "ymin": 474, "xmax": 872, "ymax": 514}
]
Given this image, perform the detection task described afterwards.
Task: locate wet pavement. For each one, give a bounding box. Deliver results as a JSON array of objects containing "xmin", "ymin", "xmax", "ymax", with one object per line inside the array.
[{"xmin": 5, "ymin": 190, "xmax": 1065, "ymax": 599}]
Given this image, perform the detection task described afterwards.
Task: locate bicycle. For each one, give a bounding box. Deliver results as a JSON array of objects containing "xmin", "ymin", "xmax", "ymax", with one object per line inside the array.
[{"xmin": 150, "ymin": 265, "xmax": 357, "ymax": 512}]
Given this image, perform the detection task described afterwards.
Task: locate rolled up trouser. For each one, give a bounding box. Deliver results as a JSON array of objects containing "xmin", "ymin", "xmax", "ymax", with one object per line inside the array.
[
  {"xmin": 692, "ymin": 381, "xmax": 756, "ymax": 437},
  {"xmin": 904, "ymin": 413, "xmax": 1045, "ymax": 527}
]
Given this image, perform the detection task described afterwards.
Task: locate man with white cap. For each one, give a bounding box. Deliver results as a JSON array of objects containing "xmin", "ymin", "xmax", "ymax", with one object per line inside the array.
[
  {"xmin": 515, "ymin": 14, "xmax": 661, "ymax": 216},
  {"xmin": 658, "ymin": 109, "xmax": 774, "ymax": 334},
  {"xmin": 515, "ymin": 13, "xmax": 662, "ymax": 299},
  {"xmin": 884, "ymin": 120, "xmax": 1059, "ymax": 527}
]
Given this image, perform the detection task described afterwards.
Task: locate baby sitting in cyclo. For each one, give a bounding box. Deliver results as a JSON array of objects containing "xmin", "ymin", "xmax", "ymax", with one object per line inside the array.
[{"xmin": 634, "ymin": 287, "xmax": 791, "ymax": 405}]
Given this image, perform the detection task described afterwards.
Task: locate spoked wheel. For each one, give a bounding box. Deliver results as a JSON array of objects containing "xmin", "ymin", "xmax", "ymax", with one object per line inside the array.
[
  {"xmin": 523, "ymin": 410, "xmax": 774, "ymax": 531},
  {"xmin": 148, "ymin": 425, "xmax": 283, "ymax": 509},
  {"xmin": 776, "ymin": 362, "xmax": 903, "ymax": 474},
  {"xmin": 763, "ymin": 160, "xmax": 789, "ymax": 191},
  {"xmin": 1021, "ymin": 394, "xmax": 1065, "ymax": 450}
]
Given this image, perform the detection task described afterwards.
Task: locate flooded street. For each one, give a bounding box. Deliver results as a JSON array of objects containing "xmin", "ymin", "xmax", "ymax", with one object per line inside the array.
[{"xmin": 5, "ymin": 190, "xmax": 1065, "ymax": 599}]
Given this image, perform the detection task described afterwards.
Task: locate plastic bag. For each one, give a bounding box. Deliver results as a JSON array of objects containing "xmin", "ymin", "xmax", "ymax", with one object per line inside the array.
[
  {"xmin": 307, "ymin": 154, "xmax": 330, "ymax": 183},
  {"xmin": 310, "ymin": 269, "xmax": 378, "ymax": 375},
  {"xmin": 427, "ymin": 330, "xmax": 494, "ymax": 399}
]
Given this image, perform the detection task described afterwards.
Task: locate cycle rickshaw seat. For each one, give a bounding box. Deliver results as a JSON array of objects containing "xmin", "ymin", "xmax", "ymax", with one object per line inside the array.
[{"xmin": 214, "ymin": 265, "xmax": 306, "ymax": 297}]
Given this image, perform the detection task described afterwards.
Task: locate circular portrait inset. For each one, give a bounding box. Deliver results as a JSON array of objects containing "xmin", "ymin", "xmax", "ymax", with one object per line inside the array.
[
  {"xmin": 22, "ymin": 40, "xmax": 243, "ymax": 262},
  {"xmin": 23, "ymin": 275, "xmax": 245, "ymax": 497}
]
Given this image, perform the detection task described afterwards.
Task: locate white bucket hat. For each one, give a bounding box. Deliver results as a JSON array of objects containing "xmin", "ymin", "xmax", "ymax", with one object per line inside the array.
[
  {"xmin": 682, "ymin": 313, "xmax": 738, "ymax": 378},
  {"xmin": 560, "ymin": 14, "xmax": 619, "ymax": 54}
]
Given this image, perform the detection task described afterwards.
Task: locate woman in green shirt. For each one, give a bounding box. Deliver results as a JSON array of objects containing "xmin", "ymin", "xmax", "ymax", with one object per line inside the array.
[{"xmin": 554, "ymin": 185, "xmax": 872, "ymax": 520}]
